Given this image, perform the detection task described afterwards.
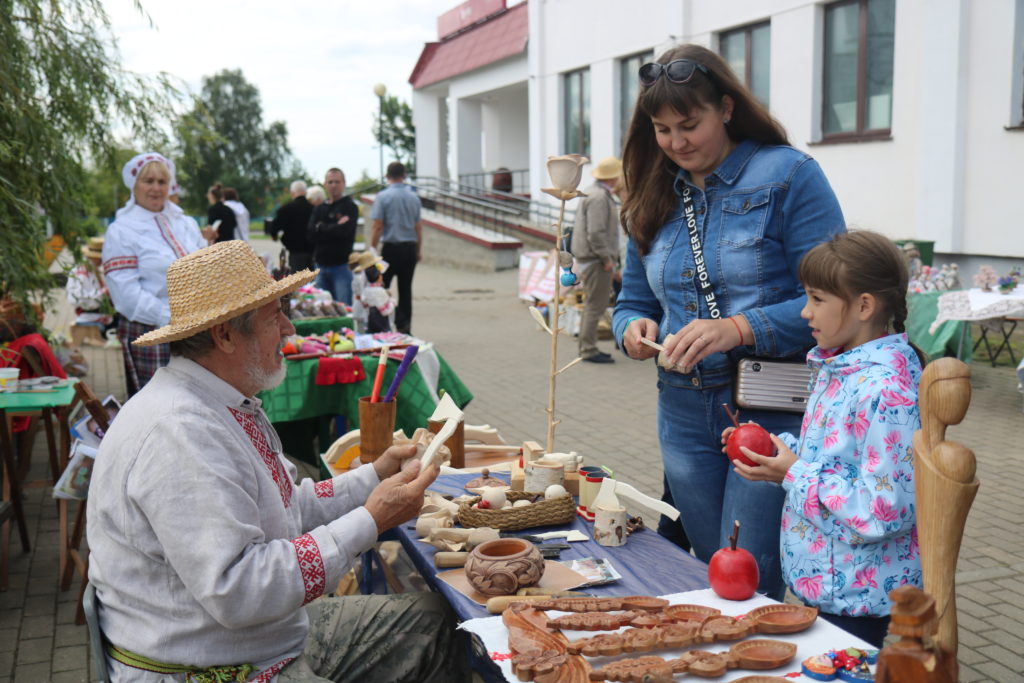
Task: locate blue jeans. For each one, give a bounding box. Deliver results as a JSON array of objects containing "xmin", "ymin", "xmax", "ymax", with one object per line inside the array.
[
  {"xmin": 658, "ymin": 378, "xmax": 801, "ymax": 600},
  {"xmin": 316, "ymin": 264, "xmax": 353, "ymax": 305}
]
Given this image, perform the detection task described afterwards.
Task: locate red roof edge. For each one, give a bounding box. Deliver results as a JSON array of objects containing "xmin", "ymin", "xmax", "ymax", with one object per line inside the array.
[{"xmin": 408, "ymin": 42, "xmax": 441, "ymax": 87}]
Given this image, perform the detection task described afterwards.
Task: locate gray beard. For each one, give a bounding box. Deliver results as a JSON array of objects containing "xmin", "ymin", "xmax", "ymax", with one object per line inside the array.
[{"xmin": 245, "ymin": 346, "xmax": 287, "ymax": 394}]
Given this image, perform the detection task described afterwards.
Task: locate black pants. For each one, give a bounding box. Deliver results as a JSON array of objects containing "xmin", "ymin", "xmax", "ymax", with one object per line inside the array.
[
  {"xmin": 288, "ymin": 250, "xmax": 314, "ymax": 273},
  {"xmin": 381, "ymin": 242, "xmax": 418, "ymax": 333}
]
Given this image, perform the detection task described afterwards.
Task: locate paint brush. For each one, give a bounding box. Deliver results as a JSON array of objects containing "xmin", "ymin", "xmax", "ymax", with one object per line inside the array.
[
  {"xmin": 369, "ymin": 345, "xmax": 390, "ymax": 403},
  {"xmin": 382, "ymin": 345, "xmax": 418, "ymax": 403}
]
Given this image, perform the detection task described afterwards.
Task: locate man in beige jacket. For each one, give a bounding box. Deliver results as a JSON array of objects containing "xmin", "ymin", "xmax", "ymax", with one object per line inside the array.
[{"xmin": 571, "ymin": 157, "xmax": 622, "ymax": 363}]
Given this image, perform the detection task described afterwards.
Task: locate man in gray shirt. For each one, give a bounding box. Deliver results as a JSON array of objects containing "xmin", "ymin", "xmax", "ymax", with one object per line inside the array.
[{"xmin": 370, "ymin": 162, "xmax": 422, "ymax": 333}]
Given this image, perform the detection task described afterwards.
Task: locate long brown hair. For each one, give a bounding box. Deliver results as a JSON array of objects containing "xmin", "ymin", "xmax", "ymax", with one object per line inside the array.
[
  {"xmin": 798, "ymin": 230, "xmax": 927, "ymax": 364},
  {"xmin": 621, "ymin": 44, "xmax": 789, "ymax": 255}
]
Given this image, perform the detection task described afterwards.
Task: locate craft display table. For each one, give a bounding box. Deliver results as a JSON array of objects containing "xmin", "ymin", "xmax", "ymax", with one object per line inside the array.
[
  {"xmin": 0, "ymin": 380, "xmax": 77, "ymax": 589},
  {"xmin": 928, "ymin": 287, "xmax": 1024, "ymax": 364},
  {"xmin": 258, "ymin": 345, "xmax": 473, "ymax": 464},
  {"xmin": 393, "ymin": 473, "xmax": 710, "ymax": 623}
]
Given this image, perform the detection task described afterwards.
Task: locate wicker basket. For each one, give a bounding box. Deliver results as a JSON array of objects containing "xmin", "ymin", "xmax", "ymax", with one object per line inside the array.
[{"xmin": 457, "ymin": 491, "xmax": 576, "ymax": 531}]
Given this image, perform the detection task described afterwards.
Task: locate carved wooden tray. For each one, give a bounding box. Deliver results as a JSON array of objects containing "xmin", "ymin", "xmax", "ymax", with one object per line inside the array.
[
  {"xmin": 745, "ymin": 604, "xmax": 819, "ymax": 634},
  {"xmin": 589, "ymin": 639, "xmax": 797, "ymax": 681}
]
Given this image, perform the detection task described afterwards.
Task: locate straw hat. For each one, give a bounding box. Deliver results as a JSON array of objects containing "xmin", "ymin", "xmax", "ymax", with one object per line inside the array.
[
  {"xmin": 591, "ymin": 157, "xmax": 623, "ymax": 181},
  {"xmin": 348, "ymin": 251, "xmax": 381, "ymax": 273},
  {"xmin": 83, "ymin": 237, "xmax": 104, "ymax": 260},
  {"xmin": 133, "ymin": 241, "xmax": 317, "ymax": 347}
]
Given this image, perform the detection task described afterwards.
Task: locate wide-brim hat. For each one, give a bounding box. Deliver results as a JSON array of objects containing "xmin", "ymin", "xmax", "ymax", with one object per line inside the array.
[
  {"xmin": 591, "ymin": 156, "xmax": 623, "ymax": 180},
  {"xmin": 83, "ymin": 236, "xmax": 104, "ymax": 259},
  {"xmin": 133, "ymin": 241, "xmax": 317, "ymax": 347},
  {"xmin": 349, "ymin": 251, "xmax": 381, "ymax": 273}
]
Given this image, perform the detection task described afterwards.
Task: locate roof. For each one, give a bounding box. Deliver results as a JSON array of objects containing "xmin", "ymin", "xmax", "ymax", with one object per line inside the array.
[{"xmin": 409, "ymin": 2, "xmax": 528, "ymax": 90}]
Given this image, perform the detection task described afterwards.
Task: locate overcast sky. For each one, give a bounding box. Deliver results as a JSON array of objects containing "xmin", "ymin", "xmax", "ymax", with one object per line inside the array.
[{"xmin": 104, "ymin": 0, "xmax": 458, "ymax": 184}]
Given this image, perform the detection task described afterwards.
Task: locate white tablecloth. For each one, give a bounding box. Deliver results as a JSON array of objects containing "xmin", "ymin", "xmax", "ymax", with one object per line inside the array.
[
  {"xmin": 460, "ymin": 588, "xmax": 874, "ymax": 682},
  {"xmin": 929, "ymin": 287, "xmax": 1024, "ymax": 334}
]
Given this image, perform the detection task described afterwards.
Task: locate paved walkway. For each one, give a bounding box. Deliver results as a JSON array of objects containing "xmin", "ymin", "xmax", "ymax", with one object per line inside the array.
[{"xmin": 2, "ymin": 248, "xmax": 1022, "ymax": 681}]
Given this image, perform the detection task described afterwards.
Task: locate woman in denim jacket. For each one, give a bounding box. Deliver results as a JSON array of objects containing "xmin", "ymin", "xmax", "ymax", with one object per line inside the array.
[{"xmin": 612, "ymin": 44, "xmax": 845, "ymax": 598}]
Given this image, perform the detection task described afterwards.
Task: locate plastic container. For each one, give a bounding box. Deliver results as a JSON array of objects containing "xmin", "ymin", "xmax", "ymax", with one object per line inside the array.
[{"xmin": 0, "ymin": 367, "xmax": 20, "ymax": 390}]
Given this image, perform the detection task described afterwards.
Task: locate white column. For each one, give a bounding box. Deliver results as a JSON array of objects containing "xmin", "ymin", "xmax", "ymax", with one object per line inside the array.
[
  {"xmin": 412, "ymin": 90, "xmax": 444, "ymax": 180},
  {"xmin": 453, "ymin": 99, "xmax": 484, "ymax": 183}
]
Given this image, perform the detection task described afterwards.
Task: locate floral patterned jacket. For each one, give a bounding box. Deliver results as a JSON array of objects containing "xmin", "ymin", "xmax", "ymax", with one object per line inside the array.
[{"xmin": 779, "ymin": 333, "xmax": 923, "ymax": 617}]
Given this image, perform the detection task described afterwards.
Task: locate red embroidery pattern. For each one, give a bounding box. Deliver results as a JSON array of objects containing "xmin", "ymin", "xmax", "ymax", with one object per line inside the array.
[
  {"xmin": 290, "ymin": 534, "xmax": 326, "ymax": 605},
  {"xmin": 314, "ymin": 480, "xmax": 335, "ymax": 498},
  {"xmin": 155, "ymin": 214, "xmax": 186, "ymax": 258},
  {"xmin": 252, "ymin": 657, "xmax": 295, "ymax": 682},
  {"xmin": 228, "ymin": 408, "xmax": 292, "ymax": 509},
  {"xmin": 103, "ymin": 256, "xmax": 138, "ymax": 273}
]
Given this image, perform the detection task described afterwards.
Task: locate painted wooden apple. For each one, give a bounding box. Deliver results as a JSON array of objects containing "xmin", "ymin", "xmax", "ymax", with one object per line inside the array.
[
  {"xmin": 726, "ymin": 423, "xmax": 774, "ymax": 467},
  {"xmin": 708, "ymin": 521, "xmax": 759, "ymax": 600}
]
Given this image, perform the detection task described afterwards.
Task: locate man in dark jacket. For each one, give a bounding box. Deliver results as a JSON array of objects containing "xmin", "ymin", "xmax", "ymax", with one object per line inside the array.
[
  {"xmin": 272, "ymin": 180, "xmax": 315, "ymax": 272},
  {"xmin": 307, "ymin": 168, "xmax": 360, "ymax": 305}
]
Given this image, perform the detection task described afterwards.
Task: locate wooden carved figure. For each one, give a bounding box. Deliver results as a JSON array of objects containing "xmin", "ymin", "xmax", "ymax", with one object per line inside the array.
[
  {"xmin": 912, "ymin": 357, "xmax": 979, "ymax": 654},
  {"xmin": 875, "ymin": 585, "xmax": 958, "ymax": 683}
]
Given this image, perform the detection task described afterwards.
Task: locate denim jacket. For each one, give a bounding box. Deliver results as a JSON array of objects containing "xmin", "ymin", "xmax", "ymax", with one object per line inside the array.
[{"xmin": 613, "ymin": 140, "xmax": 845, "ymax": 389}]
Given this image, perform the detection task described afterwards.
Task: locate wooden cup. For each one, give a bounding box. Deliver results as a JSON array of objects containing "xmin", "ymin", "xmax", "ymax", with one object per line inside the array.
[{"xmin": 358, "ymin": 396, "xmax": 397, "ymax": 463}]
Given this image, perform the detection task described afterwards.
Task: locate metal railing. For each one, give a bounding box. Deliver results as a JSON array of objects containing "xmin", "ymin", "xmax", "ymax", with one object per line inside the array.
[
  {"xmin": 411, "ymin": 175, "xmax": 575, "ymax": 242},
  {"xmin": 457, "ymin": 168, "xmax": 530, "ymax": 195}
]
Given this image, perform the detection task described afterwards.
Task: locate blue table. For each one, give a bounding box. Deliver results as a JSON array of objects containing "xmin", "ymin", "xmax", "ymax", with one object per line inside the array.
[{"xmin": 394, "ymin": 473, "xmax": 710, "ymax": 622}]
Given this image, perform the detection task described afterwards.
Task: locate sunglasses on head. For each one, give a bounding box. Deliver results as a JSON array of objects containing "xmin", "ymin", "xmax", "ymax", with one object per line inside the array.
[{"xmin": 638, "ymin": 59, "xmax": 710, "ymax": 87}]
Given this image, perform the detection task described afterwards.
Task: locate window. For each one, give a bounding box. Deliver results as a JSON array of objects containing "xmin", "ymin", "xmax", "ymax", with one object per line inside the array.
[
  {"xmin": 719, "ymin": 22, "xmax": 771, "ymax": 107},
  {"xmin": 563, "ymin": 68, "xmax": 590, "ymax": 157},
  {"xmin": 619, "ymin": 51, "xmax": 653, "ymax": 151},
  {"xmin": 822, "ymin": 0, "xmax": 895, "ymax": 139}
]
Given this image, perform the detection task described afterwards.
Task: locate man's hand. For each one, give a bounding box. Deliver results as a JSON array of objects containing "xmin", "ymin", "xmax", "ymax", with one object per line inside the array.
[
  {"xmin": 372, "ymin": 444, "xmax": 418, "ymax": 480},
  {"xmin": 364, "ymin": 459, "xmax": 439, "ymax": 534}
]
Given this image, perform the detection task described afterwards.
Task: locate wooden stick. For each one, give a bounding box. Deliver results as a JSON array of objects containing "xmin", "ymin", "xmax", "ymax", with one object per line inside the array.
[
  {"xmin": 639, "ymin": 337, "xmax": 665, "ymax": 352},
  {"xmin": 556, "ymin": 357, "xmax": 583, "ymax": 375},
  {"xmin": 462, "ymin": 444, "xmax": 522, "ymax": 453}
]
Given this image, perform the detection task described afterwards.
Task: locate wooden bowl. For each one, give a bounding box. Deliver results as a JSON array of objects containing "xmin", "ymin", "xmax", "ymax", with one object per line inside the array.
[
  {"xmin": 748, "ymin": 604, "xmax": 819, "ymax": 634},
  {"xmin": 730, "ymin": 639, "xmax": 798, "ymax": 670},
  {"xmin": 664, "ymin": 603, "xmax": 720, "ymax": 623}
]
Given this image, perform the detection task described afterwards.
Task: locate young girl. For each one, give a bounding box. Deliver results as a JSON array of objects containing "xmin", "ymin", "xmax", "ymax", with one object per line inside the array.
[{"xmin": 724, "ymin": 230, "xmax": 925, "ymax": 647}]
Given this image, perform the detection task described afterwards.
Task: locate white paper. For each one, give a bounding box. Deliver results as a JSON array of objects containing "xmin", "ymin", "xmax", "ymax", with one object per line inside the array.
[{"xmin": 460, "ymin": 588, "xmax": 874, "ymax": 682}]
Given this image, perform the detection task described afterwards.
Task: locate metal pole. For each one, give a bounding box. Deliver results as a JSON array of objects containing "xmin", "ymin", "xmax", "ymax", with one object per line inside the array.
[{"xmin": 378, "ymin": 95, "xmax": 384, "ymax": 183}]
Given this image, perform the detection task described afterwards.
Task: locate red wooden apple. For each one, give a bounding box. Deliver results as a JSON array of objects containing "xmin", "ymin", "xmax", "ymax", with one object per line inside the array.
[
  {"xmin": 726, "ymin": 423, "xmax": 774, "ymax": 467},
  {"xmin": 708, "ymin": 521, "xmax": 759, "ymax": 600}
]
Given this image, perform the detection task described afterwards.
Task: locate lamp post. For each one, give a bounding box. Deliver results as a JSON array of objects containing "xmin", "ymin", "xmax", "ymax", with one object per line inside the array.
[{"xmin": 373, "ymin": 83, "xmax": 387, "ymax": 183}]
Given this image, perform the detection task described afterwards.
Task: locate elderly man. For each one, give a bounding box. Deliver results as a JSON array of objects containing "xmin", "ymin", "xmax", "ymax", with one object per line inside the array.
[
  {"xmin": 570, "ymin": 156, "xmax": 622, "ymax": 364},
  {"xmin": 271, "ymin": 180, "xmax": 316, "ymax": 272},
  {"xmin": 87, "ymin": 241, "xmax": 468, "ymax": 682}
]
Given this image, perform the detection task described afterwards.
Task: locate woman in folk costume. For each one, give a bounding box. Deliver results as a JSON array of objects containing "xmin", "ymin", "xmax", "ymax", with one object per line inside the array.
[{"xmin": 102, "ymin": 152, "xmax": 208, "ymax": 395}]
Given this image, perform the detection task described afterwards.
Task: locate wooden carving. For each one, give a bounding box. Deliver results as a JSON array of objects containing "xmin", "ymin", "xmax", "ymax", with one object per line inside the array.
[
  {"xmin": 504, "ymin": 606, "xmax": 590, "ymax": 683},
  {"xmin": 527, "ymin": 596, "xmax": 668, "ymax": 613},
  {"xmin": 875, "ymin": 585, "xmax": 958, "ymax": 683},
  {"xmin": 912, "ymin": 357, "xmax": 979, "ymax": 654},
  {"xmin": 589, "ymin": 640, "xmax": 797, "ymax": 681},
  {"xmin": 565, "ymin": 606, "xmax": 816, "ymax": 657},
  {"xmin": 547, "ymin": 611, "xmax": 644, "ymax": 631}
]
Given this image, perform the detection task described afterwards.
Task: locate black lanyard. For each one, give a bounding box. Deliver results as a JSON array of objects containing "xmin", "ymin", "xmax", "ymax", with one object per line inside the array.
[{"xmin": 680, "ymin": 185, "xmax": 721, "ymax": 319}]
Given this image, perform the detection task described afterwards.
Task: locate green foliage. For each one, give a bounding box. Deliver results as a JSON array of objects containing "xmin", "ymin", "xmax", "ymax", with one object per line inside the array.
[
  {"xmin": 372, "ymin": 94, "xmax": 416, "ymax": 175},
  {"xmin": 174, "ymin": 69, "xmax": 301, "ymax": 217},
  {"xmin": 0, "ymin": 1, "xmax": 178, "ymax": 315}
]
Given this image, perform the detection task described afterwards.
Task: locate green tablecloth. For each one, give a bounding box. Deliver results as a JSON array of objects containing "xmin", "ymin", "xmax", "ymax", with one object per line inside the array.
[
  {"xmin": 906, "ymin": 292, "xmax": 971, "ymax": 362},
  {"xmin": 292, "ymin": 316, "xmax": 354, "ymax": 336},
  {"xmin": 258, "ymin": 348, "xmax": 473, "ymax": 463},
  {"xmin": 0, "ymin": 379, "xmax": 77, "ymax": 411}
]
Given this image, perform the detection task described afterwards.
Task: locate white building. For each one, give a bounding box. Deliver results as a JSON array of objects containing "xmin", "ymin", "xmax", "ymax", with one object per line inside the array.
[{"xmin": 412, "ymin": 0, "xmax": 1024, "ymax": 265}]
